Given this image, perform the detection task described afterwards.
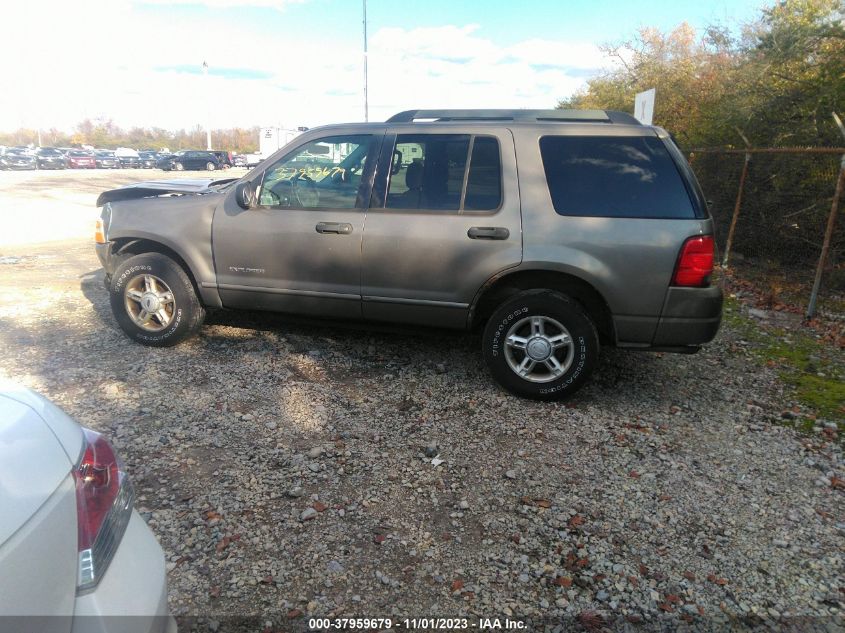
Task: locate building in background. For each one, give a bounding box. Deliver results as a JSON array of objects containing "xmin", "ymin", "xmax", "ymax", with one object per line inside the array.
[{"xmin": 259, "ymin": 125, "xmax": 308, "ymax": 159}]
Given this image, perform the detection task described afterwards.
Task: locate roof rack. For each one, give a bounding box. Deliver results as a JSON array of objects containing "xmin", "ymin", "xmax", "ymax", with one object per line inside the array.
[{"xmin": 386, "ymin": 109, "xmax": 641, "ymax": 125}]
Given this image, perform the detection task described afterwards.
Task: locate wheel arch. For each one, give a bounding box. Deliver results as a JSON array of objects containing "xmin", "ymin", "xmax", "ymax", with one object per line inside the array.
[
  {"xmin": 111, "ymin": 238, "xmax": 206, "ymax": 304},
  {"xmin": 470, "ymin": 269, "xmax": 616, "ymax": 344}
]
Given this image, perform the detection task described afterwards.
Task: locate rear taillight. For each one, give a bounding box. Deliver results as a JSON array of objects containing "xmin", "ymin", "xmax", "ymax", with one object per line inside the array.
[
  {"xmin": 73, "ymin": 428, "xmax": 134, "ymax": 592},
  {"xmin": 671, "ymin": 235, "xmax": 715, "ymax": 287}
]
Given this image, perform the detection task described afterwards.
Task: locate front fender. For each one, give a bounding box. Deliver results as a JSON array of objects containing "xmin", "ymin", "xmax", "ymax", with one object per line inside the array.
[{"xmin": 105, "ymin": 194, "xmax": 222, "ymax": 307}]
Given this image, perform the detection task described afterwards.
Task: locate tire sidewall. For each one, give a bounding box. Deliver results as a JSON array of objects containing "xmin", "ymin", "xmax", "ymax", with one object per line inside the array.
[
  {"xmin": 109, "ymin": 253, "xmax": 197, "ymax": 347},
  {"xmin": 483, "ymin": 291, "xmax": 599, "ymax": 400}
]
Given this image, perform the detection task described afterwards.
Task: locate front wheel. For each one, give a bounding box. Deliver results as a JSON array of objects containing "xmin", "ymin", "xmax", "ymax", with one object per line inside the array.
[
  {"xmin": 482, "ymin": 289, "xmax": 599, "ymax": 400},
  {"xmin": 108, "ymin": 252, "xmax": 205, "ymax": 346}
]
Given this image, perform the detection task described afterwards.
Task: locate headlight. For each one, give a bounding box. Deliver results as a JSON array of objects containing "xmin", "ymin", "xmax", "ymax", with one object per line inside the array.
[{"xmin": 95, "ymin": 203, "xmax": 112, "ymax": 244}]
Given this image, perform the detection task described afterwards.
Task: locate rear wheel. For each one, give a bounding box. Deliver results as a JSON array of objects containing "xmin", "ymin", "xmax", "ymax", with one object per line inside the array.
[
  {"xmin": 482, "ymin": 289, "xmax": 599, "ymax": 400},
  {"xmin": 206, "ymin": 162, "xmax": 216, "ymax": 171},
  {"xmin": 108, "ymin": 253, "xmax": 205, "ymax": 346}
]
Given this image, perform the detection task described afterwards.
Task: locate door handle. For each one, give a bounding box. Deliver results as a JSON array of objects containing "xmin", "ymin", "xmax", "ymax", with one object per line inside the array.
[
  {"xmin": 316, "ymin": 222, "xmax": 353, "ymax": 235},
  {"xmin": 467, "ymin": 226, "xmax": 509, "ymax": 240}
]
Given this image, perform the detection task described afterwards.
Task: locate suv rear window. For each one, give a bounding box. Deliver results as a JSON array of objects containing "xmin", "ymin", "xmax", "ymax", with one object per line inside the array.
[{"xmin": 539, "ymin": 136, "xmax": 695, "ymax": 219}]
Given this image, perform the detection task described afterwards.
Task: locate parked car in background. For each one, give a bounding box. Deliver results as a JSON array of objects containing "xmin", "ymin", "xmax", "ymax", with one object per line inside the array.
[
  {"xmin": 115, "ymin": 147, "xmax": 141, "ymax": 169},
  {"xmin": 232, "ymin": 154, "xmax": 248, "ymax": 167},
  {"xmin": 94, "ymin": 150, "xmax": 122, "ymax": 169},
  {"xmin": 35, "ymin": 147, "xmax": 66, "ymax": 170},
  {"xmin": 139, "ymin": 151, "xmax": 158, "ymax": 169},
  {"xmin": 156, "ymin": 150, "xmax": 221, "ymax": 171},
  {"xmin": 244, "ymin": 152, "xmax": 263, "ymax": 168},
  {"xmin": 0, "ymin": 148, "xmax": 37, "ymax": 170},
  {"xmin": 65, "ymin": 149, "xmax": 96, "ymax": 169},
  {"xmin": 0, "ymin": 382, "xmax": 175, "ymax": 632},
  {"xmin": 210, "ymin": 150, "xmax": 233, "ymax": 169}
]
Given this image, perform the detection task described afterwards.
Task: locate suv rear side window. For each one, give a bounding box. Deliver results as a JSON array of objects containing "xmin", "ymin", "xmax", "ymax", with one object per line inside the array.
[
  {"xmin": 385, "ymin": 134, "xmax": 502, "ymax": 212},
  {"xmin": 464, "ymin": 137, "xmax": 502, "ymax": 211},
  {"xmin": 539, "ymin": 136, "xmax": 695, "ymax": 219}
]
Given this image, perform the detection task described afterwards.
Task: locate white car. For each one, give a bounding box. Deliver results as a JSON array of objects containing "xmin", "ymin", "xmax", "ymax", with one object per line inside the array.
[{"xmin": 0, "ymin": 384, "xmax": 175, "ymax": 633}]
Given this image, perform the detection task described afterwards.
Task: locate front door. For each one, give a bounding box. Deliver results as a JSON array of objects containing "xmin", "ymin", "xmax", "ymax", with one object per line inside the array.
[
  {"xmin": 361, "ymin": 128, "xmax": 522, "ymax": 329},
  {"xmin": 212, "ymin": 132, "xmax": 382, "ymax": 318}
]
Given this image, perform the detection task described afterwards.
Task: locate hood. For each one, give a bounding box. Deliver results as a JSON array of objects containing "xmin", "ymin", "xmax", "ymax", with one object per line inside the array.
[{"xmin": 96, "ymin": 177, "xmax": 238, "ymax": 206}]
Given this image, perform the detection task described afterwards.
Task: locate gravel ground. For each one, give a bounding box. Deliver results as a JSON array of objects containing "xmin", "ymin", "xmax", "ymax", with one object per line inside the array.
[
  {"xmin": 0, "ymin": 168, "xmax": 246, "ymax": 246},
  {"xmin": 0, "ymin": 171, "xmax": 842, "ymax": 631}
]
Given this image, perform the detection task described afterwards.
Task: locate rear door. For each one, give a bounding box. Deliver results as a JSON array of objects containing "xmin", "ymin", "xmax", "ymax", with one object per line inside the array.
[{"xmin": 361, "ymin": 127, "xmax": 521, "ymax": 328}]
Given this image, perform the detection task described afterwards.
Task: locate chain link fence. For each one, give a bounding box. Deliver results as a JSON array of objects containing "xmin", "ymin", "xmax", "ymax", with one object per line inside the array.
[{"xmin": 688, "ymin": 147, "xmax": 845, "ymax": 320}]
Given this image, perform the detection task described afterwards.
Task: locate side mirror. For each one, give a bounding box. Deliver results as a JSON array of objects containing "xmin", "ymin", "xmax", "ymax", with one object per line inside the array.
[{"xmin": 235, "ymin": 181, "xmax": 256, "ymax": 209}]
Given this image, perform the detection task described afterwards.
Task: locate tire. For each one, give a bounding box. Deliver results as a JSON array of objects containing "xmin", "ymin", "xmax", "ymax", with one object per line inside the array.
[
  {"xmin": 108, "ymin": 252, "xmax": 205, "ymax": 347},
  {"xmin": 175, "ymin": 162, "xmax": 184, "ymax": 171},
  {"xmin": 482, "ymin": 289, "xmax": 599, "ymax": 400},
  {"xmin": 206, "ymin": 162, "xmax": 216, "ymax": 171}
]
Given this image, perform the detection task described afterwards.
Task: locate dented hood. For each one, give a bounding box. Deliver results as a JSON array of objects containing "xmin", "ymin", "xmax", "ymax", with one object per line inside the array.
[{"xmin": 96, "ymin": 177, "xmax": 237, "ymax": 207}]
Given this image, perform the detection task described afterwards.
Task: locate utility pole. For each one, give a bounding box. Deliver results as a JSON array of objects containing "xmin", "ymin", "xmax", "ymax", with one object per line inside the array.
[
  {"xmin": 362, "ymin": 0, "xmax": 368, "ymax": 122},
  {"xmin": 203, "ymin": 61, "xmax": 212, "ymax": 150}
]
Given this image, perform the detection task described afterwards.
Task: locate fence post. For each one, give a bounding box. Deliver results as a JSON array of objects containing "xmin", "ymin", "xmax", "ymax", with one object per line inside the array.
[
  {"xmin": 722, "ymin": 129, "xmax": 752, "ymax": 269},
  {"xmin": 806, "ymin": 112, "xmax": 845, "ymax": 319}
]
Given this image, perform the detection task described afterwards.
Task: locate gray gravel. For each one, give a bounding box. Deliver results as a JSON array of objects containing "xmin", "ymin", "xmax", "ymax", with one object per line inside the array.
[{"xmin": 0, "ymin": 240, "xmax": 842, "ymax": 629}]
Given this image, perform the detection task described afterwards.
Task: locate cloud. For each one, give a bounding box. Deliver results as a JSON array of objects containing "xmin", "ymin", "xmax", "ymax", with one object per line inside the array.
[
  {"xmin": 134, "ymin": 0, "xmax": 307, "ymax": 9},
  {"xmin": 0, "ymin": 9, "xmax": 611, "ymax": 134},
  {"xmin": 365, "ymin": 25, "xmax": 607, "ymax": 121}
]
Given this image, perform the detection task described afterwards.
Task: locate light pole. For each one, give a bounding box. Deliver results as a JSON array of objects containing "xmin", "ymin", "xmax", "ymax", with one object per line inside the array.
[
  {"xmin": 202, "ymin": 60, "xmax": 212, "ymax": 150},
  {"xmin": 362, "ymin": 0, "xmax": 368, "ymax": 122}
]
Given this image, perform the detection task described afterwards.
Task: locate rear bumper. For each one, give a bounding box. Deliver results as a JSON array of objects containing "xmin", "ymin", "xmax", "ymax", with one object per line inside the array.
[
  {"xmin": 651, "ymin": 285, "xmax": 723, "ymax": 347},
  {"xmin": 71, "ymin": 511, "xmax": 174, "ymax": 633}
]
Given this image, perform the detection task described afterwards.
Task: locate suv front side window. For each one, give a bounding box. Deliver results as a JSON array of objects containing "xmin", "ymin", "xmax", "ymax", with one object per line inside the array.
[{"xmin": 259, "ymin": 135, "xmax": 375, "ymax": 209}]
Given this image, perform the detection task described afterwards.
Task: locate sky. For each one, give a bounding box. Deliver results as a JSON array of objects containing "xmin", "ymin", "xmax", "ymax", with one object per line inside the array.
[{"xmin": 1, "ymin": 0, "xmax": 766, "ymax": 133}]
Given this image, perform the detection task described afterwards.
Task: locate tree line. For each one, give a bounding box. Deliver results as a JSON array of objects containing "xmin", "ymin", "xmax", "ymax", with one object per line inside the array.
[
  {"xmin": 0, "ymin": 120, "xmax": 260, "ymax": 154},
  {"xmin": 559, "ymin": 0, "xmax": 844, "ymax": 149}
]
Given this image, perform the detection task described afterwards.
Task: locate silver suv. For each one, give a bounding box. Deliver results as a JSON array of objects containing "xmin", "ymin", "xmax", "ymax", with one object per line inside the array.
[{"xmin": 94, "ymin": 109, "xmax": 722, "ymax": 399}]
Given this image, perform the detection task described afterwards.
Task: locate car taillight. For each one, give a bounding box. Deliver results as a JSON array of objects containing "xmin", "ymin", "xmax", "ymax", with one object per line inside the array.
[
  {"xmin": 73, "ymin": 428, "xmax": 134, "ymax": 592},
  {"xmin": 671, "ymin": 235, "xmax": 715, "ymax": 287}
]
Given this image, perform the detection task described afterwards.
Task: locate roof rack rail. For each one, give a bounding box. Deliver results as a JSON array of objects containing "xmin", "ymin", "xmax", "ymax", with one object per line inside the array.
[{"xmin": 386, "ymin": 109, "xmax": 641, "ymax": 125}]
